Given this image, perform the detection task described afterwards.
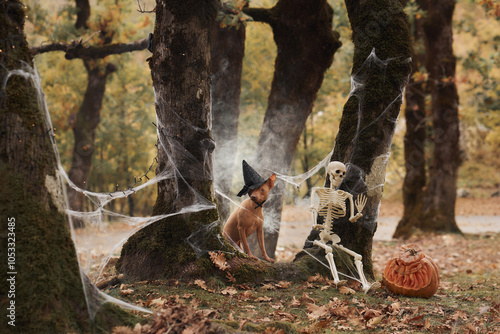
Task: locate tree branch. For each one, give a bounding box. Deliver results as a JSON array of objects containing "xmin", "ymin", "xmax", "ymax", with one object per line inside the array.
[
  {"xmin": 242, "ymin": 7, "xmax": 276, "ymax": 24},
  {"xmin": 30, "ymin": 37, "xmax": 149, "ymax": 60}
]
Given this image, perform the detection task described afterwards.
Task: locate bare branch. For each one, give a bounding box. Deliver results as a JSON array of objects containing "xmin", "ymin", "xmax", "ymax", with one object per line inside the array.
[
  {"xmin": 30, "ymin": 37, "xmax": 149, "ymax": 60},
  {"xmin": 136, "ymin": 0, "xmax": 155, "ymax": 13}
]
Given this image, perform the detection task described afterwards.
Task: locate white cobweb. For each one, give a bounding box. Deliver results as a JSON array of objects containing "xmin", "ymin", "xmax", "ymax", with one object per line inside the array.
[{"xmin": 3, "ymin": 47, "xmax": 408, "ymax": 322}]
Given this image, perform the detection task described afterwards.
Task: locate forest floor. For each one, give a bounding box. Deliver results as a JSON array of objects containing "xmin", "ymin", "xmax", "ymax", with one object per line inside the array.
[{"xmin": 77, "ymin": 197, "xmax": 500, "ymax": 333}]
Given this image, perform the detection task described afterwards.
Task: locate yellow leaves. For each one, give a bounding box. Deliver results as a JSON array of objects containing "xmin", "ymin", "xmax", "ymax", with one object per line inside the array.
[{"xmin": 139, "ymin": 15, "xmax": 150, "ymax": 28}]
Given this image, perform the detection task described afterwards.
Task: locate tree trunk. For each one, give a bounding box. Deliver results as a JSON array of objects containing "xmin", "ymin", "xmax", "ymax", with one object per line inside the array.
[
  {"xmin": 0, "ymin": 1, "xmax": 88, "ymax": 331},
  {"xmin": 117, "ymin": 0, "xmax": 225, "ymax": 280},
  {"xmin": 244, "ymin": 0, "xmax": 342, "ymax": 259},
  {"xmin": 419, "ymin": 0, "xmax": 461, "ymax": 234},
  {"xmin": 394, "ymin": 0, "xmax": 462, "ymax": 238},
  {"xmin": 211, "ymin": 23, "xmax": 246, "ymax": 222},
  {"xmin": 66, "ymin": 61, "xmax": 116, "ymax": 225},
  {"xmin": 393, "ymin": 11, "xmax": 428, "ymax": 238},
  {"xmin": 298, "ymin": 0, "xmax": 412, "ymax": 282}
]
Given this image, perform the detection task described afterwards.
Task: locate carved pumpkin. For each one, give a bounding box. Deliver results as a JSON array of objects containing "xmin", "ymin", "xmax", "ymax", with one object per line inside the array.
[{"xmin": 382, "ymin": 244, "xmax": 440, "ymax": 298}]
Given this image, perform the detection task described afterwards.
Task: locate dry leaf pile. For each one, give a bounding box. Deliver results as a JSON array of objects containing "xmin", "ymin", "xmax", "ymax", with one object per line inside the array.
[{"xmin": 108, "ymin": 234, "xmax": 499, "ymax": 333}]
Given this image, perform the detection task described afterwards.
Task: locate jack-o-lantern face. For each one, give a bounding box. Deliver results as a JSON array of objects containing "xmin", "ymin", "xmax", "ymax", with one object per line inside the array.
[{"xmin": 382, "ymin": 244, "xmax": 440, "ymax": 298}]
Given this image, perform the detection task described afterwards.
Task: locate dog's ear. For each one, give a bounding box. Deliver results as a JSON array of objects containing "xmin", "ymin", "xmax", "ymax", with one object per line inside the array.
[{"xmin": 267, "ymin": 173, "xmax": 277, "ymax": 188}]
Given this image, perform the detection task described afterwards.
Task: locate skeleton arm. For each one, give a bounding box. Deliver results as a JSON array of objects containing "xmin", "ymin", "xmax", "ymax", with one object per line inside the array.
[
  {"xmin": 310, "ymin": 187, "xmax": 322, "ymax": 230},
  {"xmin": 349, "ymin": 193, "xmax": 367, "ymax": 223}
]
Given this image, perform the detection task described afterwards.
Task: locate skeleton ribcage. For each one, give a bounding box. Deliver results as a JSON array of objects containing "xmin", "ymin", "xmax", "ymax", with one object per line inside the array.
[{"xmin": 316, "ymin": 188, "xmax": 348, "ymax": 224}]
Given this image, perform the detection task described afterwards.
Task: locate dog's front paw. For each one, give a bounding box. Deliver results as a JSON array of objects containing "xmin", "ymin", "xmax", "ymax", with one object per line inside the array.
[{"xmin": 265, "ymin": 257, "xmax": 275, "ymax": 263}]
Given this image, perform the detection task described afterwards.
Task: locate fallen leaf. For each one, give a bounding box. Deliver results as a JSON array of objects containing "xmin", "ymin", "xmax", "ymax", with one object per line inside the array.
[
  {"xmin": 150, "ymin": 297, "xmax": 166, "ymax": 307},
  {"xmin": 120, "ymin": 289, "xmax": 134, "ymax": 296},
  {"xmin": 238, "ymin": 319, "xmax": 248, "ymax": 330},
  {"xmin": 306, "ymin": 303, "xmax": 329, "ymax": 320},
  {"xmin": 209, "ymin": 251, "xmax": 230, "ymax": 271},
  {"xmin": 275, "ymin": 281, "xmax": 292, "ymax": 289},
  {"xmin": 261, "ymin": 283, "xmax": 276, "ymax": 290},
  {"xmin": 273, "ymin": 310, "xmax": 297, "ymax": 321},
  {"xmin": 270, "ymin": 303, "xmax": 283, "ymax": 309},
  {"xmin": 194, "ymin": 279, "xmax": 208, "ymax": 290},
  {"xmin": 300, "ymin": 292, "xmax": 318, "ymax": 304},
  {"xmin": 221, "ymin": 286, "xmax": 238, "ymax": 296},
  {"xmin": 366, "ymin": 315, "xmax": 385, "ymax": 328},
  {"xmin": 256, "ymin": 296, "xmax": 272, "ymax": 302},
  {"xmin": 290, "ymin": 296, "xmax": 301, "ymax": 307},
  {"xmin": 226, "ymin": 272, "xmax": 236, "ymax": 283},
  {"xmin": 363, "ymin": 308, "xmax": 382, "ymax": 321},
  {"xmin": 198, "ymin": 309, "xmax": 217, "ymax": 318},
  {"xmin": 238, "ymin": 290, "xmax": 255, "ymax": 301},
  {"xmin": 339, "ymin": 286, "xmax": 356, "ymax": 295},
  {"xmin": 264, "ymin": 327, "xmax": 285, "ymax": 334}
]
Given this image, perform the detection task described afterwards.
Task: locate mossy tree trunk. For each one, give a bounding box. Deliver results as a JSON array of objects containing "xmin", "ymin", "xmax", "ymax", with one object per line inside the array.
[
  {"xmin": 393, "ymin": 0, "xmax": 462, "ymax": 238},
  {"xmin": 117, "ymin": 0, "xmax": 227, "ymax": 280},
  {"xmin": 243, "ymin": 0, "xmax": 342, "ymax": 260},
  {"xmin": 211, "ymin": 23, "xmax": 246, "ymax": 222},
  {"xmin": 299, "ymin": 0, "xmax": 412, "ymax": 281},
  {"xmin": 0, "ymin": 1, "xmax": 89, "ymax": 331}
]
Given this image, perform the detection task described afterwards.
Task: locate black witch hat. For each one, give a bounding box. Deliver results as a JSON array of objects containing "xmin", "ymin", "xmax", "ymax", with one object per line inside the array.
[{"xmin": 236, "ymin": 160, "xmax": 266, "ymax": 197}]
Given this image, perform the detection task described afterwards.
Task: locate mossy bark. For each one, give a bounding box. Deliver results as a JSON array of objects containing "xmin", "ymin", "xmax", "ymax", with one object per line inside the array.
[
  {"xmin": 0, "ymin": 1, "xmax": 88, "ymax": 331},
  {"xmin": 243, "ymin": 0, "xmax": 342, "ymax": 259},
  {"xmin": 300, "ymin": 0, "xmax": 412, "ymax": 281},
  {"xmin": 117, "ymin": 0, "xmax": 236, "ymax": 280}
]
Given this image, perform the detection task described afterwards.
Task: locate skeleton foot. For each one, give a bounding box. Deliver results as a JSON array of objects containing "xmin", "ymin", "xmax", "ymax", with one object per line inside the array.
[
  {"xmin": 364, "ymin": 281, "xmax": 381, "ymax": 293},
  {"xmin": 353, "ymin": 258, "xmax": 380, "ymax": 293}
]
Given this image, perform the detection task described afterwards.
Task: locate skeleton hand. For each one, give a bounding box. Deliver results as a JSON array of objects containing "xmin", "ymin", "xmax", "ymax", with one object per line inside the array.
[
  {"xmin": 349, "ymin": 213, "xmax": 363, "ymax": 222},
  {"xmin": 312, "ymin": 224, "xmax": 324, "ymax": 231},
  {"xmin": 355, "ymin": 194, "xmax": 367, "ymax": 213}
]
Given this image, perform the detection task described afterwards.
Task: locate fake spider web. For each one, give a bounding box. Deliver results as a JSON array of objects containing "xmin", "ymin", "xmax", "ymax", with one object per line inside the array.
[{"xmin": 4, "ymin": 48, "xmax": 408, "ymax": 322}]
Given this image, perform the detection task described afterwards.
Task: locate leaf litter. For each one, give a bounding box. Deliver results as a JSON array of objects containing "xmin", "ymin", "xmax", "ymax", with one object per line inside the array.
[{"xmin": 106, "ymin": 233, "xmax": 499, "ymax": 333}]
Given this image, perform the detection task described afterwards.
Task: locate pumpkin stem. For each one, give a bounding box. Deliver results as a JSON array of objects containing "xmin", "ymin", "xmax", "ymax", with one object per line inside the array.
[{"xmin": 406, "ymin": 248, "xmax": 419, "ymax": 256}]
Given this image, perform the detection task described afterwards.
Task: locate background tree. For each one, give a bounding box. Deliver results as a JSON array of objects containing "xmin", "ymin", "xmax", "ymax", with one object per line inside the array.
[
  {"xmin": 211, "ymin": 4, "xmax": 247, "ymax": 221},
  {"xmin": 28, "ymin": 0, "xmax": 153, "ymax": 217},
  {"xmin": 394, "ymin": 0, "xmax": 462, "ymax": 238},
  {"xmin": 243, "ymin": 0, "xmax": 342, "ymax": 259}
]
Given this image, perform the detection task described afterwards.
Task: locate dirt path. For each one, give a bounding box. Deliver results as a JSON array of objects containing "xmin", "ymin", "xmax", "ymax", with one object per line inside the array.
[{"xmin": 73, "ymin": 197, "xmax": 500, "ymax": 274}]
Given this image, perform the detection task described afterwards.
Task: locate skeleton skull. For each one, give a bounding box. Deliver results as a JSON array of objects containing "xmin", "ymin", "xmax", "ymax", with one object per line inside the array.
[{"xmin": 327, "ymin": 161, "xmax": 346, "ymax": 188}]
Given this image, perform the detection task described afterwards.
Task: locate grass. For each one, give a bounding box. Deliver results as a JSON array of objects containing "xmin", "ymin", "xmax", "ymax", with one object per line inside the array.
[{"xmin": 104, "ymin": 267, "xmax": 499, "ymax": 333}]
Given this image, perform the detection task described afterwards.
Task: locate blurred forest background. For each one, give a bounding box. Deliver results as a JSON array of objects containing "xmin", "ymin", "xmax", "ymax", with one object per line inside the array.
[{"xmin": 25, "ymin": 0, "xmax": 500, "ymax": 217}]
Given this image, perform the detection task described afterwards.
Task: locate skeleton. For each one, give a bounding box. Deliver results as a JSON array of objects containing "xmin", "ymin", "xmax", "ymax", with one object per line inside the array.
[{"xmin": 310, "ymin": 161, "xmax": 380, "ymax": 292}]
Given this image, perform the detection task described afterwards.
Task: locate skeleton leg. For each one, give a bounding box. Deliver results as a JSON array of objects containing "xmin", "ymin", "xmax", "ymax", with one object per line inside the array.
[
  {"xmin": 332, "ymin": 243, "xmax": 381, "ymax": 293},
  {"xmin": 313, "ymin": 239, "xmax": 347, "ymax": 287}
]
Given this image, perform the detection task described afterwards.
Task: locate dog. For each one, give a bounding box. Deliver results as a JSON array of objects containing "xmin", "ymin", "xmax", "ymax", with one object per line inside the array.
[{"xmin": 223, "ymin": 161, "xmax": 276, "ymax": 262}]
